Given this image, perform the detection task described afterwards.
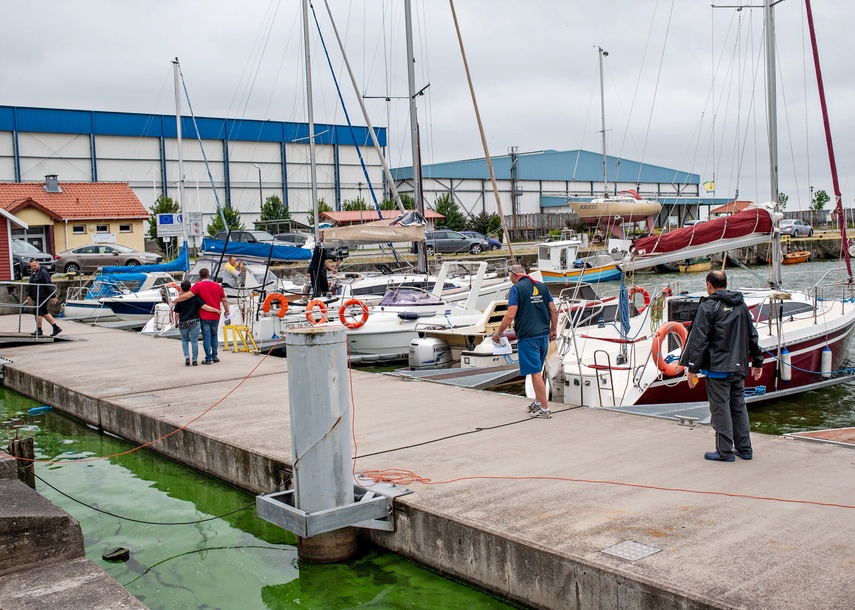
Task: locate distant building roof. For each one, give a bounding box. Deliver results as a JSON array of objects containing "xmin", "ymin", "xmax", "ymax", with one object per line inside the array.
[
  {"xmin": 391, "ymin": 149, "xmax": 700, "ymax": 186},
  {"xmin": 0, "ymin": 180, "xmax": 149, "ymax": 220},
  {"xmin": 321, "ymin": 209, "xmax": 444, "ymax": 225},
  {"xmin": 710, "ymin": 200, "xmax": 754, "ymax": 215}
]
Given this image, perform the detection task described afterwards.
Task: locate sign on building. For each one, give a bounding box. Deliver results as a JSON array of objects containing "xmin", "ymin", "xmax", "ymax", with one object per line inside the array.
[
  {"xmin": 189, "ymin": 212, "xmax": 203, "ymax": 237},
  {"xmin": 156, "ymin": 213, "xmax": 184, "ymax": 237},
  {"xmin": 92, "ymin": 233, "xmax": 117, "ymax": 244}
]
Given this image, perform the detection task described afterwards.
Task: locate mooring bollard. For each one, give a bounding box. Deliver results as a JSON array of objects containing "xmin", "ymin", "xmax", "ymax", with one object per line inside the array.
[{"xmin": 285, "ymin": 326, "xmax": 357, "ymax": 562}]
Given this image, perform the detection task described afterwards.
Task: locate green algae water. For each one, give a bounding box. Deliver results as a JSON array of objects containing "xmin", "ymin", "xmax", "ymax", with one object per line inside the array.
[{"xmin": 0, "ymin": 389, "xmax": 514, "ymax": 610}]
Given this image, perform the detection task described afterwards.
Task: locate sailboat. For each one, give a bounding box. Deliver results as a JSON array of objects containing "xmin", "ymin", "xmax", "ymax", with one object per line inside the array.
[{"xmin": 544, "ymin": 0, "xmax": 855, "ymax": 416}]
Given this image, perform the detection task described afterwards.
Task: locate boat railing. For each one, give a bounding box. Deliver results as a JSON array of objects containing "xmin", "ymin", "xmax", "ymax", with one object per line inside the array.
[{"xmin": 0, "ymin": 281, "xmax": 61, "ymax": 334}]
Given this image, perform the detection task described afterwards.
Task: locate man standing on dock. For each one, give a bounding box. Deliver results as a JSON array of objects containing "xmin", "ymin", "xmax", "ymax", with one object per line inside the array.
[
  {"xmin": 492, "ymin": 264, "xmax": 558, "ymax": 419},
  {"xmin": 680, "ymin": 270, "xmax": 763, "ymax": 462},
  {"xmin": 25, "ymin": 260, "xmax": 61, "ymax": 337}
]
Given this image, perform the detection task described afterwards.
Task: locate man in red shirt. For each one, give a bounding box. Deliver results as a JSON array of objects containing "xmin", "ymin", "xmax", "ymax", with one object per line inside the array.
[{"xmin": 191, "ymin": 268, "xmax": 230, "ymax": 364}]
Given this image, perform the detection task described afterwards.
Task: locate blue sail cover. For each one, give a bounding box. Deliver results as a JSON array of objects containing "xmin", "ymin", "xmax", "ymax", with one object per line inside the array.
[
  {"xmin": 85, "ymin": 273, "xmax": 150, "ymax": 299},
  {"xmin": 200, "ymin": 238, "xmax": 312, "ymax": 261},
  {"xmin": 102, "ymin": 244, "xmax": 191, "ymax": 274}
]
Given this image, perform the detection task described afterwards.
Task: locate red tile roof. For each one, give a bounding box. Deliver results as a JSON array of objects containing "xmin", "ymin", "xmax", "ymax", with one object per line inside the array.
[
  {"xmin": 322, "ymin": 209, "xmax": 444, "ymax": 224},
  {"xmin": 0, "ymin": 182, "xmax": 149, "ymax": 220}
]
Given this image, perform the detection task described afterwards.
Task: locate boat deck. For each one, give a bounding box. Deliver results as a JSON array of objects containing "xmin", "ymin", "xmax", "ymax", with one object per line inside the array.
[
  {"xmin": 1, "ymin": 317, "xmax": 854, "ymax": 609},
  {"xmin": 786, "ymin": 426, "xmax": 855, "ymax": 447}
]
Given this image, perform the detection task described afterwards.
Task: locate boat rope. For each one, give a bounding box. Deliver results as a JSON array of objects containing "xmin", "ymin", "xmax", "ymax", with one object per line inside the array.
[{"xmin": 761, "ymin": 348, "xmax": 855, "ymax": 377}]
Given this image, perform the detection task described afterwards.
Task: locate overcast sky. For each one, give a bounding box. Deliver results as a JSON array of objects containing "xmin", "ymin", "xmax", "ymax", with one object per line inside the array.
[{"xmin": 3, "ymin": 0, "xmax": 854, "ymax": 211}]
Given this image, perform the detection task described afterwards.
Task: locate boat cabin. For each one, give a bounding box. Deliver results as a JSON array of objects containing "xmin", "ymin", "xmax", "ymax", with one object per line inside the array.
[{"xmin": 536, "ymin": 239, "xmax": 582, "ymax": 274}]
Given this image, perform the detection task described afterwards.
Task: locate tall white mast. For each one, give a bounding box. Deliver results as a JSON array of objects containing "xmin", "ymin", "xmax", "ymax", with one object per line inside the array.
[
  {"xmin": 302, "ymin": 0, "xmax": 320, "ymax": 242},
  {"xmin": 598, "ymin": 46, "xmax": 609, "ymax": 198},
  {"xmin": 764, "ymin": 0, "xmax": 782, "ymax": 287},
  {"xmin": 172, "ymin": 58, "xmax": 188, "ymax": 247},
  {"xmin": 404, "ymin": 0, "xmax": 427, "ymax": 272}
]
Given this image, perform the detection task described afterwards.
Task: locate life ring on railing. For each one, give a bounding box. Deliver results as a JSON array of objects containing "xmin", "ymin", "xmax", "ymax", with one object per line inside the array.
[
  {"xmin": 305, "ymin": 299, "xmax": 328, "ymax": 325},
  {"xmin": 651, "ymin": 321, "xmax": 688, "ymax": 377},
  {"xmin": 629, "ymin": 286, "xmax": 651, "ymax": 313},
  {"xmin": 261, "ymin": 293, "xmax": 289, "ymax": 318},
  {"xmin": 338, "ymin": 298, "xmax": 369, "ymax": 329}
]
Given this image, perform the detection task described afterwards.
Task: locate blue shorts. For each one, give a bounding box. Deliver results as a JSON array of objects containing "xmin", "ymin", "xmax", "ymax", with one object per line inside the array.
[{"xmin": 518, "ymin": 336, "xmax": 548, "ymax": 376}]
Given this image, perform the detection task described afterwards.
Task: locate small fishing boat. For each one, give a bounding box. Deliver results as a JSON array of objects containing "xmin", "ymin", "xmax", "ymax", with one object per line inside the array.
[
  {"xmin": 533, "ymin": 238, "xmax": 624, "ymax": 283},
  {"xmin": 61, "ymin": 271, "xmax": 177, "ymax": 322},
  {"xmin": 782, "ymin": 251, "xmax": 811, "ymax": 265},
  {"xmin": 678, "ymin": 257, "xmax": 712, "ymax": 273}
]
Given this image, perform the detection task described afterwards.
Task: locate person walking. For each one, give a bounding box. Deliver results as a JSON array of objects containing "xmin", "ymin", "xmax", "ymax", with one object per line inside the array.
[
  {"xmin": 679, "ymin": 270, "xmax": 764, "ymax": 462},
  {"xmin": 172, "ymin": 280, "xmax": 219, "ymax": 366},
  {"xmin": 183, "ymin": 268, "xmax": 230, "ymax": 365},
  {"xmin": 24, "ymin": 260, "xmax": 61, "ymax": 337},
  {"xmin": 492, "ymin": 264, "xmax": 558, "ymax": 419}
]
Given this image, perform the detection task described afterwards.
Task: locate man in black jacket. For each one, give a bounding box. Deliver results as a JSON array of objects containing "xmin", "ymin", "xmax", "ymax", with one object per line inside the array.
[
  {"xmin": 25, "ymin": 260, "xmax": 61, "ymax": 337},
  {"xmin": 679, "ymin": 271, "xmax": 763, "ymax": 462}
]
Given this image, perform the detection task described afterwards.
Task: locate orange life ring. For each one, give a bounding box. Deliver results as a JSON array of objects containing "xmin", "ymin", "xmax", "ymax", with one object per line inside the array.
[
  {"xmin": 338, "ymin": 298, "xmax": 369, "ymax": 329},
  {"xmin": 629, "ymin": 286, "xmax": 651, "ymax": 313},
  {"xmin": 261, "ymin": 293, "xmax": 289, "ymax": 318},
  {"xmin": 305, "ymin": 299, "xmax": 328, "ymax": 325},
  {"xmin": 651, "ymin": 321, "xmax": 688, "ymax": 377},
  {"xmin": 661, "ymin": 287, "xmax": 673, "ymax": 297}
]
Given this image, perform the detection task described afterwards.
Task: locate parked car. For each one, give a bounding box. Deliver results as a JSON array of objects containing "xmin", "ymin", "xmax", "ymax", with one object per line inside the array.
[
  {"xmin": 779, "ymin": 218, "xmax": 814, "ymax": 237},
  {"xmin": 415, "ymin": 230, "xmax": 490, "ymax": 256},
  {"xmin": 274, "ymin": 232, "xmax": 311, "ymax": 247},
  {"xmin": 213, "ymin": 230, "xmax": 286, "ymax": 245},
  {"xmin": 460, "ymin": 231, "xmax": 502, "ymax": 250},
  {"xmin": 55, "ymin": 244, "xmax": 163, "ymax": 274},
  {"xmin": 11, "ymin": 239, "xmax": 55, "ymax": 279}
]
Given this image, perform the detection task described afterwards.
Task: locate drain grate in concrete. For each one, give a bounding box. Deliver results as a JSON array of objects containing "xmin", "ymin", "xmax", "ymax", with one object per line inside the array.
[{"xmin": 601, "ymin": 540, "xmax": 661, "ymax": 561}]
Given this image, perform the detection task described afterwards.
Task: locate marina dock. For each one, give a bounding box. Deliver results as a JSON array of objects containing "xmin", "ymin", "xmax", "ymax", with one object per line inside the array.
[{"xmin": 2, "ymin": 317, "xmax": 854, "ymax": 609}]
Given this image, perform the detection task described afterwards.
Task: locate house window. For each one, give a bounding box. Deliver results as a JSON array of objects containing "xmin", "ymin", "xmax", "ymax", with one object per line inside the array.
[
  {"xmin": 119, "ymin": 224, "xmax": 132, "ymax": 233},
  {"xmin": 96, "ymin": 224, "xmax": 109, "ymax": 233},
  {"xmin": 72, "ymin": 225, "xmax": 86, "ymax": 235}
]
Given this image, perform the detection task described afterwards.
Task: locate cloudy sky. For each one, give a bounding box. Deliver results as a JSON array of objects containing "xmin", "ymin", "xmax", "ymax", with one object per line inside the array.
[{"xmin": 3, "ymin": 0, "xmax": 854, "ymax": 211}]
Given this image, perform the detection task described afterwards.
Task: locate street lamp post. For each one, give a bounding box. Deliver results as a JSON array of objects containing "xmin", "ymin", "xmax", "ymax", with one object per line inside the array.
[{"xmin": 253, "ymin": 164, "xmax": 263, "ymax": 209}]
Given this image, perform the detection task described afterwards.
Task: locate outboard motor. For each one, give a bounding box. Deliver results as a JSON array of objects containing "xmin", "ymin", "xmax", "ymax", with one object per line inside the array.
[{"xmin": 408, "ymin": 337, "xmax": 453, "ymax": 370}]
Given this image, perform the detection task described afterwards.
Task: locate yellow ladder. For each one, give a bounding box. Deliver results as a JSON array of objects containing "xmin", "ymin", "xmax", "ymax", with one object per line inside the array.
[{"xmin": 222, "ymin": 325, "xmax": 258, "ymax": 353}]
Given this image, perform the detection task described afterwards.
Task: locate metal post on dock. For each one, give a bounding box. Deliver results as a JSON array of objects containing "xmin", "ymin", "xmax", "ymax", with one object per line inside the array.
[
  {"xmin": 285, "ymin": 327, "xmax": 356, "ymax": 562},
  {"xmin": 256, "ymin": 327, "xmax": 413, "ymax": 562}
]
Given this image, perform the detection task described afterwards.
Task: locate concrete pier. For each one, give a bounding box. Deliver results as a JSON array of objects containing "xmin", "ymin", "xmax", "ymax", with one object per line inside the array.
[{"xmin": 1, "ymin": 318, "xmax": 854, "ymax": 609}]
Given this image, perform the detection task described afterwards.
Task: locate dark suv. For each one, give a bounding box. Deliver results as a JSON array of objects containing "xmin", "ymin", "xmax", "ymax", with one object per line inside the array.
[
  {"xmin": 12, "ymin": 239, "xmax": 55, "ymax": 279},
  {"xmin": 416, "ymin": 230, "xmax": 489, "ymax": 256}
]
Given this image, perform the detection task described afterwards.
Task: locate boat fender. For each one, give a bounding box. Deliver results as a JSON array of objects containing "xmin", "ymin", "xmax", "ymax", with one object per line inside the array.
[
  {"xmin": 398, "ymin": 312, "xmax": 420, "ymax": 321},
  {"xmin": 27, "ymin": 405, "xmax": 51, "ymax": 415},
  {"xmin": 628, "ymin": 286, "xmax": 651, "ymax": 314},
  {"xmin": 154, "ymin": 302, "xmax": 171, "ymax": 332},
  {"xmin": 305, "ymin": 299, "xmax": 328, "ymax": 325},
  {"xmin": 262, "ymin": 293, "xmax": 289, "ymax": 318},
  {"xmin": 651, "ymin": 322, "xmax": 688, "ymax": 377},
  {"xmin": 779, "ymin": 347, "xmax": 792, "ymax": 382},
  {"xmin": 339, "ymin": 299, "xmax": 370, "ymax": 329},
  {"xmin": 821, "ymin": 346, "xmax": 832, "ymax": 379}
]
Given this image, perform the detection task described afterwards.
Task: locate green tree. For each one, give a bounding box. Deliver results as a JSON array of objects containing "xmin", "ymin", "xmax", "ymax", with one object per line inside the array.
[
  {"xmin": 341, "ymin": 198, "xmax": 371, "ymax": 211},
  {"xmin": 464, "ymin": 211, "xmax": 493, "ymax": 235},
  {"xmin": 487, "ymin": 214, "xmax": 504, "ymax": 242},
  {"xmin": 260, "ymin": 195, "xmax": 289, "ymax": 222},
  {"xmin": 147, "ymin": 194, "xmax": 180, "ymax": 253},
  {"xmin": 381, "ymin": 194, "xmax": 415, "ymax": 210},
  {"xmin": 811, "ymin": 189, "xmax": 830, "ymax": 211},
  {"xmin": 777, "ymin": 192, "xmax": 788, "ymax": 210},
  {"xmin": 433, "ymin": 193, "xmax": 464, "ymax": 231},
  {"xmin": 317, "ymin": 198, "xmax": 333, "ymax": 214},
  {"xmin": 206, "ymin": 207, "xmax": 244, "ymax": 237}
]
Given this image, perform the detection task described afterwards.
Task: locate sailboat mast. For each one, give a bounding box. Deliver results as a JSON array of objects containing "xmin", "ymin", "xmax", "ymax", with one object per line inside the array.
[
  {"xmin": 764, "ymin": 1, "xmax": 783, "ymax": 288},
  {"xmin": 302, "ymin": 0, "xmax": 320, "ymax": 242},
  {"xmin": 172, "ymin": 59, "xmax": 188, "ymax": 248},
  {"xmin": 405, "ymin": 0, "xmax": 427, "ymax": 273},
  {"xmin": 804, "ymin": 0, "xmax": 853, "ymax": 280},
  {"xmin": 598, "ymin": 46, "xmax": 608, "ymax": 198}
]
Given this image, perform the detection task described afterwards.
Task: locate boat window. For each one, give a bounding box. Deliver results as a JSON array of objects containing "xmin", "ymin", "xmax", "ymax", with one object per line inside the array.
[{"xmin": 378, "ymin": 288, "xmax": 445, "ymax": 307}]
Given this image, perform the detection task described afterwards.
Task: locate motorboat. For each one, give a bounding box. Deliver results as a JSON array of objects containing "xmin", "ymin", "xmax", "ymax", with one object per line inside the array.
[
  {"xmin": 533, "ymin": 238, "xmax": 624, "ymax": 283},
  {"xmin": 677, "ymin": 258, "xmax": 712, "ymax": 273},
  {"xmin": 61, "ymin": 271, "xmax": 177, "ymax": 322}
]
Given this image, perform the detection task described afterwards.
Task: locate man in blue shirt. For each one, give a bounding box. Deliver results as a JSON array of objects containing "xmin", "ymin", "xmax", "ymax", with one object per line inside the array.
[{"xmin": 493, "ymin": 264, "xmax": 558, "ymax": 418}]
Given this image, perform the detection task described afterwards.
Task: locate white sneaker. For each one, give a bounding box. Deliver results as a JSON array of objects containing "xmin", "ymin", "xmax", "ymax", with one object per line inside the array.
[{"xmin": 530, "ymin": 408, "xmax": 552, "ymax": 419}]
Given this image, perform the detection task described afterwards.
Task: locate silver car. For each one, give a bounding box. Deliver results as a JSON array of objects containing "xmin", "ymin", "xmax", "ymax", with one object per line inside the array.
[
  {"xmin": 56, "ymin": 244, "xmax": 163, "ymax": 274},
  {"xmin": 779, "ymin": 219, "xmax": 814, "ymax": 237}
]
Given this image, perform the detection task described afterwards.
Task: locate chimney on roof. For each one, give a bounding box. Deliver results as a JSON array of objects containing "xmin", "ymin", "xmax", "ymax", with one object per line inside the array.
[{"xmin": 44, "ymin": 174, "xmax": 62, "ymax": 193}]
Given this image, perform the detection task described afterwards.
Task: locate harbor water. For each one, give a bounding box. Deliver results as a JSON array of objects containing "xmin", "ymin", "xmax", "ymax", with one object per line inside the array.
[{"xmin": 0, "ymin": 389, "xmax": 514, "ymax": 610}]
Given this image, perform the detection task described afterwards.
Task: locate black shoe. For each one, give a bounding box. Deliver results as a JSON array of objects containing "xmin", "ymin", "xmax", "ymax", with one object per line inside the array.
[
  {"xmin": 185, "ymin": 358, "xmax": 190, "ymax": 367},
  {"xmin": 212, "ymin": 357, "xmax": 220, "ymax": 363},
  {"xmin": 50, "ymin": 326, "xmax": 62, "ymax": 337},
  {"xmin": 736, "ymin": 450, "xmax": 753, "ymax": 460},
  {"xmin": 704, "ymin": 451, "xmax": 735, "ymax": 462},
  {"xmin": 201, "ymin": 360, "xmax": 212, "ymax": 365},
  {"xmin": 192, "ymin": 361, "xmax": 198, "ymax": 366},
  {"xmin": 31, "ymin": 329, "xmax": 43, "ymax": 336}
]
